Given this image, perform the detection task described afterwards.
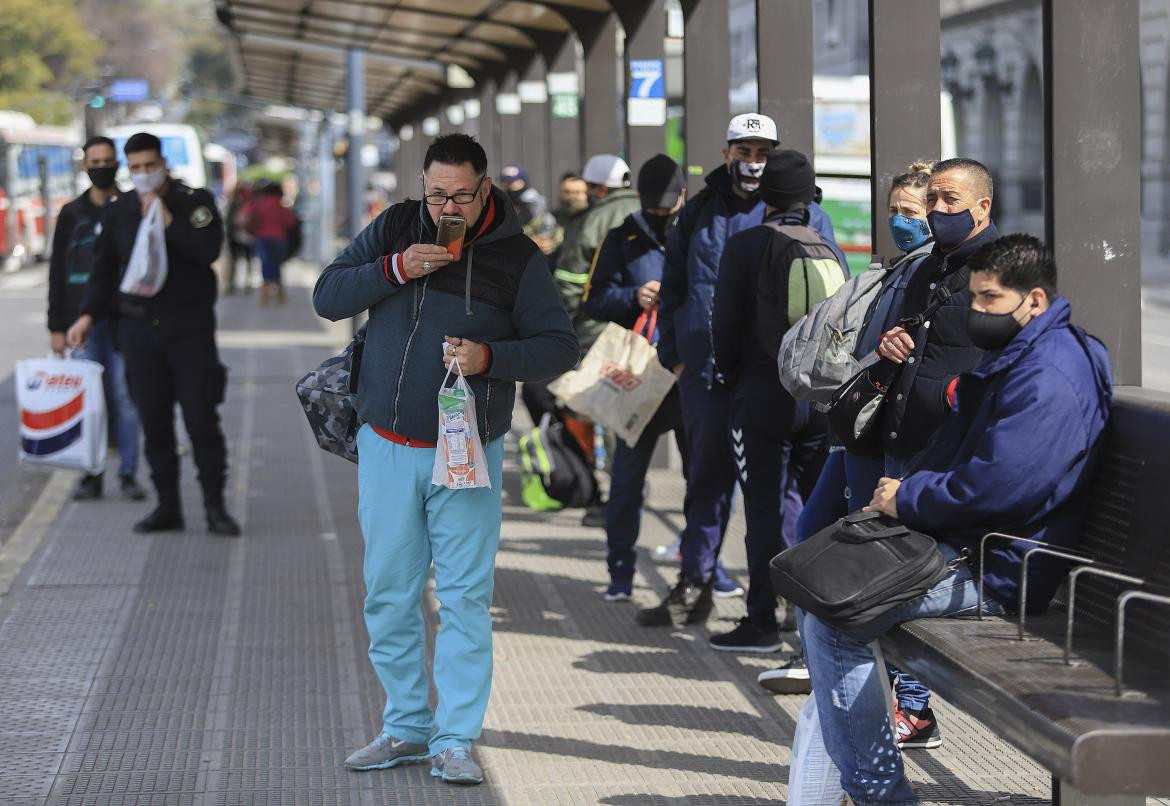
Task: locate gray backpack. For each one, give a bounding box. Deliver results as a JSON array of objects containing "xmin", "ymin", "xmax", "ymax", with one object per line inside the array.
[
  {"xmin": 296, "ymin": 324, "xmax": 366, "ymax": 463},
  {"xmin": 778, "ymin": 253, "xmax": 924, "ymax": 405}
]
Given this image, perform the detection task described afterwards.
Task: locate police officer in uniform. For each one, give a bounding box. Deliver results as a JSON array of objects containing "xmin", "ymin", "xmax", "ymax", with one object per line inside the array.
[{"xmin": 67, "ymin": 132, "xmax": 240, "ymax": 536}]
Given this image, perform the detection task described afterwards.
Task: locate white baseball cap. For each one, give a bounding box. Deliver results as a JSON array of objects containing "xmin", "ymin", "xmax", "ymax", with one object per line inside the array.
[
  {"xmin": 726, "ymin": 113, "xmax": 779, "ymax": 145},
  {"xmin": 581, "ymin": 154, "xmax": 631, "ymax": 188}
]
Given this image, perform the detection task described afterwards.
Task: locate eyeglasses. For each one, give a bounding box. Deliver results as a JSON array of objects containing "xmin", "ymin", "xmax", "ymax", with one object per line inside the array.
[{"xmin": 422, "ymin": 174, "xmax": 486, "ymax": 207}]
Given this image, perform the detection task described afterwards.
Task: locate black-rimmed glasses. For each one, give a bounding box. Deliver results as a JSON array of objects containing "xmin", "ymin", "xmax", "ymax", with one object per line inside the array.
[{"xmin": 422, "ymin": 174, "xmax": 486, "ymax": 206}]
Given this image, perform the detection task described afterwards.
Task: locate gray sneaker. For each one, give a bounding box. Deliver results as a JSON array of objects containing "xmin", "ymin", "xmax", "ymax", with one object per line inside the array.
[
  {"xmin": 344, "ymin": 734, "xmax": 429, "ymax": 771},
  {"xmin": 430, "ymin": 747, "xmax": 483, "ymax": 785}
]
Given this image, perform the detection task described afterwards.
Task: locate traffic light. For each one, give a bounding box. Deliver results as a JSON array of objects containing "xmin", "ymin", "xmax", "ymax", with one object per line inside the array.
[{"xmin": 90, "ymin": 95, "xmax": 106, "ymax": 109}]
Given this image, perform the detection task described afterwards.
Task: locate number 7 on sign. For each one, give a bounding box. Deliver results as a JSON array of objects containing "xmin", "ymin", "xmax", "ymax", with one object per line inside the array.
[{"xmin": 629, "ymin": 60, "xmax": 665, "ymax": 100}]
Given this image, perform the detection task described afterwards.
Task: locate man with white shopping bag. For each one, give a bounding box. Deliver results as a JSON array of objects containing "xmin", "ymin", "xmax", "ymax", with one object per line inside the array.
[
  {"xmin": 67, "ymin": 132, "xmax": 240, "ymax": 537},
  {"xmin": 47, "ymin": 135, "xmax": 145, "ymax": 502},
  {"xmin": 312, "ymin": 134, "xmax": 578, "ymax": 784}
]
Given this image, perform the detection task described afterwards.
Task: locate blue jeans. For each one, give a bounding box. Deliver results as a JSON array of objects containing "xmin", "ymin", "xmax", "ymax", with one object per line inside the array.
[
  {"xmin": 606, "ymin": 389, "xmax": 687, "ymax": 580},
  {"xmin": 795, "ymin": 543, "xmax": 1006, "ymax": 804},
  {"xmin": 254, "ymin": 237, "xmax": 287, "ymax": 284},
  {"xmin": 78, "ymin": 320, "xmax": 139, "ymax": 478},
  {"xmin": 356, "ymin": 425, "xmax": 505, "ymax": 753},
  {"xmin": 796, "ymin": 448, "xmax": 886, "ymax": 541}
]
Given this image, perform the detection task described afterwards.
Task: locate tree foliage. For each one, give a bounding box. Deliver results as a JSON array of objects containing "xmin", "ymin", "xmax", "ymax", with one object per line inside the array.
[{"xmin": 0, "ymin": 0, "xmax": 101, "ymax": 122}]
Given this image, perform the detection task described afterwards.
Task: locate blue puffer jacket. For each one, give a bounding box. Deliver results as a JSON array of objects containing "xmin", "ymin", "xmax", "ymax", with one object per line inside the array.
[
  {"xmin": 581, "ymin": 211, "xmax": 665, "ymax": 341},
  {"xmin": 896, "ymin": 297, "xmax": 1112, "ymax": 613},
  {"xmin": 657, "ymin": 165, "xmax": 843, "ymax": 382},
  {"xmin": 313, "ymin": 186, "xmax": 580, "ymax": 445}
]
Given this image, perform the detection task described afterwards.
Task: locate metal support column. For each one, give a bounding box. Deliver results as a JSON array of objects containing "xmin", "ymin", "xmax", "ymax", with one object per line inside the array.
[
  {"xmin": 478, "ymin": 76, "xmax": 501, "ymax": 174},
  {"xmin": 758, "ymin": 0, "xmax": 814, "ymax": 157},
  {"xmin": 681, "ymin": 0, "xmax": 730, "ymax": 197},
  {"xmin": 579, "ymin": 10, "xmax": 621, "ymax": 158},
  {"xmin": 345, "ymin": 48, "xmax": 366, "ymax": 239},
  {"xmin": 317, "ymin": 121, "xmax": 336, "ymax": 263},
  {"xmin": 548, "ymin": 34, "xmax": 582, "ymax": 183},
  {"xmin": 868, "ymin": 1, "xmax": 940, "ymax": 262},
  {"xmin": 620, "ymin": 1, "xmax": 667, "ymax": 170},
  {"xmin": 498, "ymin": 72, "xmax": 523, "ymax": 169},
  {"xmin": 1044, "ymin": 0, "xmax": 1142, "ymax": 385},
  {"xmin": 520, "ymin": 57, "xmax": 552, "ymax": 202}
]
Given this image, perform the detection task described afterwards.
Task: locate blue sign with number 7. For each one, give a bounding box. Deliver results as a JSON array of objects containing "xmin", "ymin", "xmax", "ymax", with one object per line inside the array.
[{"xmin": 629, "ymin": 60, "xmax": 665, "ymax": 100}]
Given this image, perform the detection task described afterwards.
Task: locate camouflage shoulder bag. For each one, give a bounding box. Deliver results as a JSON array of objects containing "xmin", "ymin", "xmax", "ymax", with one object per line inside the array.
[{"xmin": 296, "ymin": 323, "xmax": 367, "ymax": 463}]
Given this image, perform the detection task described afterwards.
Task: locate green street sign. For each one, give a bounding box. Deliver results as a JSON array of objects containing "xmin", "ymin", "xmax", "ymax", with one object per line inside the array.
[{"xmin": 551, "ymin": 94, "xmax": 578, "ymax": 119}]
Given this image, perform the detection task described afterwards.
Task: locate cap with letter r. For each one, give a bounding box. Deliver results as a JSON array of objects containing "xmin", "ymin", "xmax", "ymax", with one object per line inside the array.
[
  {"xmin": 581, "ymin": 154, "xmax": 631, "ymax": 188},
  {"xmin": 726, "ymin": 113, "xmax": 779, "ymax": 145}
]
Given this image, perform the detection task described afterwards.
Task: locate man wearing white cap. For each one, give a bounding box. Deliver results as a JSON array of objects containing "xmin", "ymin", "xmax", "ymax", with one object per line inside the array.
[
  {"xmin": 639, "ymin": 113, "xmax": 844, "ymax": 628},
  {"xmin": 553, "ymin": 154, "xmax": 640, "ymax": 354}
]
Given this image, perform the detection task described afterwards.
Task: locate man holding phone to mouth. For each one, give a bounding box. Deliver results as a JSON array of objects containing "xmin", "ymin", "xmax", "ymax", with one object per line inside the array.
[{"xmin": 313, "ymin": 134, "xmax": 578, "ymax": 786}]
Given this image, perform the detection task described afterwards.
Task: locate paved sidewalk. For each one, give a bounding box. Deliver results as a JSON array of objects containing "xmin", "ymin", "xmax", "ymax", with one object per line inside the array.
[{"xmin": 0, "ymin": 279, "xmax": 1131, "ymax": 804}]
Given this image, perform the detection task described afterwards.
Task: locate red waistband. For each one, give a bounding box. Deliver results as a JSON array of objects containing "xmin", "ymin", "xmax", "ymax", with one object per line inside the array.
[{"xmin": 370, "ymin": 424, "xmax": 436, "ymax": 448}]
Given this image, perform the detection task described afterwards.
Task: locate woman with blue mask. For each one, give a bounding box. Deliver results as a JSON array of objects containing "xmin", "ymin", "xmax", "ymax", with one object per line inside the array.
[{"xmin": 760, "ymin": 164, "xmax": 941, "ymax": 750}]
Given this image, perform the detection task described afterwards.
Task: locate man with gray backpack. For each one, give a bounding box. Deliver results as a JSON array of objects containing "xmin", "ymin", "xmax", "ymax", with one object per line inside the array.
[{"xmin": 708, "ymin": 149, "xmax": 848, "ymax": 652}]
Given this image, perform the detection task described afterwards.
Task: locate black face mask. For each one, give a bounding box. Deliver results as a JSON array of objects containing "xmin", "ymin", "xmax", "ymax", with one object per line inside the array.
[
  {"xmin": 968, "ymin": 294, "xmax": 1030, "ymax": 351},
  {"xmin": 642, "ymin": 211, "xmax": 674, "ymax": 243},
  {"xmin": 87, "ymin": 165, "xmax": 118, "ymax": 190}
]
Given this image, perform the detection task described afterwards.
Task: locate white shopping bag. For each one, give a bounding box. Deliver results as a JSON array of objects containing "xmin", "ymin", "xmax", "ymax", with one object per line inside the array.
[
  {"xmin": 548, "ymin": 311, "xmax": 676, "ymax": 448},
  {"xmin": 119, "ymin": 198, "xmax": 169, "ymax": 297},
  {"xmin": 787, "ymin": 695, "xmax": 845, "ymax": 805},
  {"xmin": 432, "ymin": 357, "xmax": 491, "ymax": 490},
  {"xmin": 15, "ymin": 356, "xmax": 107, "ymax": 475}
]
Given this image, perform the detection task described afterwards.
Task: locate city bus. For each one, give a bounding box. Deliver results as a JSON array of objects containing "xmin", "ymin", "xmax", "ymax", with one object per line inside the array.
[
  {"xmin": 107, "ymin": 123, "xmax": 207, "ymax": 191},
  {"xmin": 0, "ymin": 111, "xmax": 81, "ymax": 269}
]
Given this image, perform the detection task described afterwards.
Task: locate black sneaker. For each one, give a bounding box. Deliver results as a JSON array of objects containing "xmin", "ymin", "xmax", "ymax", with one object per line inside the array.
[
  {"xmin": 119, "ymin": 475, "xmax": 147, "ymax": 501},
  {"xmin": 73, "ymin": 474, "xmax": 103, "ymax": 500},
  {"xmin": 206, "ymin": 503, "xmax": 241, "ymax": 537},
  {"xmin": 581, "ymin": 502, "xmax": 606, "ymax": 528},
  {"xmin": 635, "ymin": 574, "xmax": 714, "ymax": 627},
  {"xmin": 708, "ymin": 618, "xmax": 784, "ymax": 653},
  {"xmin": 757, "ymin": 653, "xmax": 812, "ymax": 694}
]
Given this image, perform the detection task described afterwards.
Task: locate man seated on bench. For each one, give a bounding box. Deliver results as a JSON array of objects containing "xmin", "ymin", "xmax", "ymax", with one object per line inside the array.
[{"xmin": 793, "ymin": 234, "xmax": 1113, "ymax": 805}]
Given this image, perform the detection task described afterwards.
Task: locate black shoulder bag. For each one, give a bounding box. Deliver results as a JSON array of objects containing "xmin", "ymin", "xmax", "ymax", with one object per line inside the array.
[
  {"xmin": 769, "ymin": 511, "xmax": 953, "ymax": 630},
  {"xmin": 825, "ymin": 268, "xmax": 967, "ymax": 459}
]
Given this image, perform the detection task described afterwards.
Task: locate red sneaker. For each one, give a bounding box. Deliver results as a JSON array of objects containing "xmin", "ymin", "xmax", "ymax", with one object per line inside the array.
[{"xmin": 893, "ymin": 706, "xmax": 943, "ymax": 749}]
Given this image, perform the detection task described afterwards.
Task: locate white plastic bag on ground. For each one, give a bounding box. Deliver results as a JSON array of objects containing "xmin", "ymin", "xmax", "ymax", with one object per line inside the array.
[
  {"xmin": 120, "ymin": 198, "xmax": 169, "ymax": 297},
  {"xmin": 548, "ymin": 311, "xmax": 676, "ymax": 448},
  {"xmin": 787, "ymin": 694, "xmax": 845, "ymax": 806},
  {"xmin": 15, "ymin": 356, "xmax": 107, "ymax": 475},
  {"xmin": 432, "ymin": 357, "xmax": 491, "ymax": 490}
]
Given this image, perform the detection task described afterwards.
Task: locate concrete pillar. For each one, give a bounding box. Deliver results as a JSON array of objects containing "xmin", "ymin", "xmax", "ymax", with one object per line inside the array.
[
  {"xmin": 548, "ymin": 34, "xmax": 583, "ymax": 183},
  {"xmin": 1044, "ymin": 0, "xmax": 1142, "ymax": 384},
  {"xmin": 497, "ymin": 72, "xmax": 523, "ymax": 169},
  {"xmin": 478, "ymin": 76, "xmax": 501, "ymax": 174},
  {"xmin": 681, "ymin": 0, "xmax": 731, "ymax": 197},
  {"xmin": 345, "ymin": 48, "xmax": 366, "ymax": 239},
  {"xmin": 758, "ymin": 0, "xmax": 814, "ymax": 157},
  {"xmin": 579, "ymin": 11, "xmax": 622, "ymax": 158},
  {"xmin": 520, "ymin": 57, "xmax": 552, "ymax": 202},
  {"xmin": 620, "ymin": 1, "xmax": 668, "ymax": 171},
  {"xmin": 317, "ymin": 121, "xmax": 336, "ymax": 260},
  {"xmin": 868, "ymin": 0, "xmax": 940, "ymax": 262}
]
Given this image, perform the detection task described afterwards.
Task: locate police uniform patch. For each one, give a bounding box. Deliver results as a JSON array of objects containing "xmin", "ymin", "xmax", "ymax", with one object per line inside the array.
[{"xmin": 190, "ymin": 206, "xmax": 212, "ymax": 228}]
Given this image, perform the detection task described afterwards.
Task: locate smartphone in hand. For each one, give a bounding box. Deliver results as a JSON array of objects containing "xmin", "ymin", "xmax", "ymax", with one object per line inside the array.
[{"xmin": 436, "ymin": 214, "xmax": 468, "ymax": 261}]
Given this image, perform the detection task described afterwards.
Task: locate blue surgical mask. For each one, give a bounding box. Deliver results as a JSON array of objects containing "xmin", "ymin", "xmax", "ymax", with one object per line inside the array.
[
  {"xmin": 888, "ymin": 214, "xmax": 932, "ymax": 253},
  {"xmin": 927, "ymin": 208, "xmax": 976, "ymax": 249}
]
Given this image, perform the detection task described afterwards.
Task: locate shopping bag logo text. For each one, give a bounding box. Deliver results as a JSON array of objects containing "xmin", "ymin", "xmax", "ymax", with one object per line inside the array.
[{"xmin": 599, "ymin": 362, "xmax": 643, "ymax": 392}]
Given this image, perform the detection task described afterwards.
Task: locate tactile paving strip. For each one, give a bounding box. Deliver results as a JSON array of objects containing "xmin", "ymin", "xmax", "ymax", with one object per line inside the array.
[{"xmin": 1, "ymin": 287, "xmax": 1165, "ymax": 805}]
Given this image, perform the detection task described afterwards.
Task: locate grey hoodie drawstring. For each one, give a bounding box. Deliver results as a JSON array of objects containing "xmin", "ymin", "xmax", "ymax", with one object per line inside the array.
[{"xmin": 465, "ymin": 245, "xmax": 474, "ymax": 316}]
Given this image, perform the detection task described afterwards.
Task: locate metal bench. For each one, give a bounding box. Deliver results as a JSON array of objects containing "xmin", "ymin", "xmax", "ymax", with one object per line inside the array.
[{"xmin": 881, "ymin": 386, "xmax": 1170, "ymax": 805}]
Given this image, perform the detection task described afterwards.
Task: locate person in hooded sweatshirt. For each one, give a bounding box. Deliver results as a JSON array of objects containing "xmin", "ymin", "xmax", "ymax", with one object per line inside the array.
[
  {"xmin": 312, "ymin": 133, "xmax": 578, "ymax": 786},
  {"xmin": 790, "ymin": 233, "xmax": 1112, "ymax": 804},
  {"xmin": 639, "ymin": 113, "xmax": 844, "ymax": 629}
]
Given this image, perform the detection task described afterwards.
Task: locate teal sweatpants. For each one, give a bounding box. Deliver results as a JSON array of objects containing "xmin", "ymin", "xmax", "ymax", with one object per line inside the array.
[{"xmin": 356, "ymin": 423, "xmax": 505, "ymax": 753}]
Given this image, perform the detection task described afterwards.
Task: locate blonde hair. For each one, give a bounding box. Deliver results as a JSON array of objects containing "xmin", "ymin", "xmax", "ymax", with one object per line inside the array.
[{"xmin": 889, "ymin": 160, "xmax": 934, "ymax": 199}]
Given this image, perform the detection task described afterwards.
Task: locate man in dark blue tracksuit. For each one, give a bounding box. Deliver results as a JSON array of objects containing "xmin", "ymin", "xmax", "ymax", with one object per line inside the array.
[
  {"xmin": 639, "ymin": 113, "xmax": 845, "ymax": 627},
  {"xmin": 583, "ymin": 154, "xmax": 689, "ymax": 600},
  {"xmin": 710, "ymin": 149, "xmax": 842, "ymax": 652}
]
